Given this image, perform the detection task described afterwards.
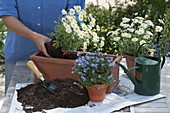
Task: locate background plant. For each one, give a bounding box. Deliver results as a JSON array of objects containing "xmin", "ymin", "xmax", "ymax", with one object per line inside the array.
[
  {"xmin": 85, "ymin": 3, "xmax": 118, "ymax": 54},
  {"xmin": 108, "ymin": 16, "xmax": 164, "ymax": 56},
  {"xmin": 118, "ymin": 0, "xmax": 170, "ymax": 55},
  {"xmin": 0, "ymin": 19, "xmax": 7, "ymax": 75},
  {"xmin": 164, "ymin": 8, "xmax": 170, "ymax": 56},
  {"xmin": 73, "ymin": 52, "xmax": 114, "ymax": 88},
  {"xmin": 109, "ymin": 0, "xmax": 170, "ymax": 55}
]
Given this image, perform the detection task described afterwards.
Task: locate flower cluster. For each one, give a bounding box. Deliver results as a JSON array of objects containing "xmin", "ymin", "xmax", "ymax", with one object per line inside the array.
[
  {"xmin": 52, "ymin": 6, "xmax": 104, "ymax": 52},
  {"xmin": 107, "ymin": 16, "xmax": 164, "ymax": 56},
  {"xmin": 73, "ymin": 52, "xmax": 115, "ymax": 88}
]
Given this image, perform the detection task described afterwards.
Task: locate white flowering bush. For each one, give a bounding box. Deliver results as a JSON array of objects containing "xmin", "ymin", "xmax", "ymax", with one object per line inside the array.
[
  {"xmin": 107, "ymin": 16, "xmax": 164, "ymax": 56},
  {"xmin": 73, "ymin": 52, "xmax": 114, "ymax": 88},
  {"xmin": 51, "ymin": 6, "xmax": 104, "ymax": 52}
]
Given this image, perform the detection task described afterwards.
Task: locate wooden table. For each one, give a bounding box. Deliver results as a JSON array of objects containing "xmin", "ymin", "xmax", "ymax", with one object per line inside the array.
[{"xmin": 0, "ymin": 58, "xmax": 170, "ymax": 113}]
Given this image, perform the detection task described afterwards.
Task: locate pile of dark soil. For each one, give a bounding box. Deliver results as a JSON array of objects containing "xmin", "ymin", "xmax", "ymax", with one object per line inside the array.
[{"xmin": 17, "ymin": 79, "xmax": 89, "ymax": 113}]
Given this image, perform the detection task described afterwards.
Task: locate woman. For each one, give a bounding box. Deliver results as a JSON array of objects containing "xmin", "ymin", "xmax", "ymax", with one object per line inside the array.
[{"xmin": 0, "ymin": 0, "xmax": 85, "ymax": 95}]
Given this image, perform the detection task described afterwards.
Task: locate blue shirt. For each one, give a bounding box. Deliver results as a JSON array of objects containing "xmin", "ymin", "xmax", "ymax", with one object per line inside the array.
[{"xmin": 0, "ymin": 0, "xmax": 85, "ymax": 62}]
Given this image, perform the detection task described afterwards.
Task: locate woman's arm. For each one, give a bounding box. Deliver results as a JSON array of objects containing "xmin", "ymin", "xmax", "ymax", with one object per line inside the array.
[{"xmin": 2, "ymin": 15, "xmax": 51, "ymax": 56}]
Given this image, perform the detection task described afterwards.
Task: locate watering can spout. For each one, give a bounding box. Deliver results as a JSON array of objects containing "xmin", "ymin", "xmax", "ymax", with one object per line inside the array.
[{"xmin": 115, "ymin": 61, "xmax": 139, "ymax": 87}]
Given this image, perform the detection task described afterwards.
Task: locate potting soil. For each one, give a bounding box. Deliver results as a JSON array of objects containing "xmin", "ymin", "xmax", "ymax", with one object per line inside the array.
[{"xmin": 17, "ymin": 79, "xmax": 89, "ymax": 113}]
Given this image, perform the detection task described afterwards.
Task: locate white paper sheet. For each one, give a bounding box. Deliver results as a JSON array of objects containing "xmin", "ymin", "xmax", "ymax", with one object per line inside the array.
[{"xmin": 9, "ymin": 77, "xmax": 165, "ymax": 113}]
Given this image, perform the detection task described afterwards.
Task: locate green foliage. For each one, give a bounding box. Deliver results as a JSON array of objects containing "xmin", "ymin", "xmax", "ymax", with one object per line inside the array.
[
  {"xmin": 51, "ymin": 6, "xmax": 105, "ymax": 52},
  {"xmin": 0, "ymin": 19, "xmax": 7, "ymax": 75},
  {"xmin": 0, "ymin": 19, "xmax": 7, "ymax": 62},
  {"xmin": 85, "ymin": 3, "xmax": 122, "ymax": 54},
  {"xmin": 112, "ymin": 0, "xmax": 170, "ymax": 54},
  {"xmin": 51, "ymin": 22, "xmax": 83, "ymax": 52},
  {"xmin": 108, "ymin": 16, "xmax": 164, "ymax": 56},
  {"xmin": 164, "ymin": 8, "xmax": 170, "ymax": 53}
]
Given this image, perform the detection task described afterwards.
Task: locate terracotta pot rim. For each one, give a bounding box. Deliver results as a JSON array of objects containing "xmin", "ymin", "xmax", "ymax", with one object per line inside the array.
[{"xmin": 30, "ymin": 51, "xmax": 75, "ymax": 65}]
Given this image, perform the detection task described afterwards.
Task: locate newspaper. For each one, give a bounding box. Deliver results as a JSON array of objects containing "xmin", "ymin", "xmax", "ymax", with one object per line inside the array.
[{"xmin": 9, "ymin": 76, "xmax": 165, "ymax": 113}]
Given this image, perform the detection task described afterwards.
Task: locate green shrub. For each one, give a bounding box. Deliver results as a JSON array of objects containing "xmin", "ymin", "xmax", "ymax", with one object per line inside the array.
[
  {"xmin": 85, "ymin": 3, "xmax": 125, "ymax": 54},
  {"xmin": 164, "ymin": 8, "xmax": 170, "ymax": 55},
  {"xmin": 0, "ymin": 19, "xmax": 7, "ymax": 75}
]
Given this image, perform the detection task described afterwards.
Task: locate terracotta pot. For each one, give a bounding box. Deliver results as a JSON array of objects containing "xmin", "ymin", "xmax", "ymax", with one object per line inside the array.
[
  {"xmin": 87, "ymin": 84, "xmax": 107, "ymax": 102},
  {"xmin": 124, "ymin": 54, "xmax": 135, "ymax": 77},
  {"xmin": 106, "ymin": 55, "xmax": 122, "ymax": 94},
  {"xmin": 30, "ymin": 51, "xmax": 79, "ymax": 82},
  {"xmin": 30, "ymin": 51, "xmax": 122, "ymax": 93}
]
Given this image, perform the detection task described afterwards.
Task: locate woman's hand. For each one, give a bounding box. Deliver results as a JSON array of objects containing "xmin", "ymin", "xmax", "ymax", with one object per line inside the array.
[{"xmin": 31, "ymin": 32, "xmax": 51, "ymax": 57}]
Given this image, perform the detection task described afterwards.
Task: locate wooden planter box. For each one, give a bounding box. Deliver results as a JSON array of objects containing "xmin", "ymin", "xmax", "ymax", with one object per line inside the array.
[{"xmin": 30, "ymin": 51, "xmax": 122, "ymax": 93}]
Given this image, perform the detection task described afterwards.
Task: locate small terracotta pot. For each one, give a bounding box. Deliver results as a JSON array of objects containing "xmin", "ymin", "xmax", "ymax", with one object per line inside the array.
[{"xmin": 87, "ymin": 84, "xmax": 107, "ymax": 102}]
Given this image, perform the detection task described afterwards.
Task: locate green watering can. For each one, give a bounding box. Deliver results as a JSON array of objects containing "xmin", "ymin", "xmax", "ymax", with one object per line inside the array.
[{"xmin": 116, "ymin": 43, "xmax": 166, "ymax": 96}]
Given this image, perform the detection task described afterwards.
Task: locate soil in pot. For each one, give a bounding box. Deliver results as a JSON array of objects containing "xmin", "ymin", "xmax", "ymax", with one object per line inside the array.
[
  {"xmin": 17, "ymin": 79, "xmax": 89, "ymax": 113},
  {"xmin": 45, "ymin": 38, "xmax": 77, "ymax": 59}
]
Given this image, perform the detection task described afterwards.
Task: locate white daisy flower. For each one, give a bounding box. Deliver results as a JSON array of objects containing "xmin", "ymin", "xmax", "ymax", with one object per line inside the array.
[
  {"xmin": 63, "ymin": 23, "xmax": 70, "ymax": 29},
  {"xmin": 101, "ymin": 37, "xmax": 105, "ymax": 40},
  {"xmin": 91, "ymin": 17, "xmax": 96, "ymax": 23},
  {"xmin": 121, "ymin": 33, "xmax": 128, "ymax": 37},
  {"xmin": 158, "ymin": 19, "xmax": 164, "ymax": 24},
  {"xmin": 135, "ymin": 16, "xmax": 144, "ymax": 21},
  {"xmin": 79, "ymin": 14, "xmax": 84, "ymax": 21},
  {"xmin": 61, "ymin": 9, "xmax": 67, "ymax": 15},
  {"xmin": 61, "ymin": 17, "xmax": 66, "ymax": 23},
  {"xmin": 74, "ymin": 26, "xmax": 80, "ymax": 32},
  {"xmin": 94, "ymin": 43, "xmax": 98, "ymax": 47},
  {"xmin": 69, "ymin": 16, "xmax": 76, "ymax": 22},
  {"xmin": 93, "ymin": 36, "xmax": 100, "ymax": 42},
  {"xmin": 155, "ymin": 26, "xmax": 163, "ymax": 32},
  {"xmin": 143, "ymin": 35, "xmax": 150, "ymax": 39},
  {"xmin": 114, "ymin": 37, "xmax": 121, "ymax": 41},
  {"xmin": 140, "ymin": 40, "xmax": 146, "ymax": 45},
  {"xmin": 81, "ymin": 23, "xmax": 88, "ymax": 31},
  {"xmin": 132, "ymin": 38, "xmax": 138, "ymax": 42},
  {"xmin": 126, "ymin": 33, "xmax": 132, "ymax": 38},
  {"xmin": 79, "ymin": 10, "xmax": 86, "ymax": 16},
  {"xmin": 127, "ymin": 28, "xmax": 135, "ymax": 32},
  {"xmin": 146, "ymin": 31, "xmax": 153, "ymax": 36},
  {"xmin": 137, "ymin": 28, "xmax": 144, "ymax": 35},
  {"xmin": 71, "ymin": 22, "xmax": 77, "ymax": 28},
  {"xmin": 96, "ymin": 25, "xmax": 100, "ymax": 31},
  {"xmin": 84, "ymin": 31, "xmax": 89, "ymax": 37},
  {"xmin": 90, "ymin": 21, "xmax": 95, "ymax": 27},
  {"xmin": 145, "ymin": 20, "xmax": 154, "ymax": 27},
  {"xmin": 132, "ymin": 18, "xmax": 139, "ymax": 23},
  {"xmin": 65, "ymin": 28, "xmax": 72, "ymax": 33},
  {"xmin": 78, "ymin": 31, "xmax": 84, "ymax": 39},
  {"xmin": 122, "ymin": 17, "xmax": 130, "ymax": 23},
  {"xmin": 74, "ymin": 6, "xmax": 81, "ymax": 13},
  {"xmin": 140, "ymin": 23, "xmax": 148, "ymax": 29},
  {"xmin": 100, "ymin": 40, "xmax": 105, "ymax": 47},
  {"xmin": 92, "ymin": 32, "xmax": 97, "ymax": 37},
  {"xmin": 69, "ymin": 8, "xmax": 75, "ymax": 15}
]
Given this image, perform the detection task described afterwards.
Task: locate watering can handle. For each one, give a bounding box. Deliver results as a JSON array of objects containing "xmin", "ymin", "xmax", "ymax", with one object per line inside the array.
[
  {"xmin": 136, "ymin": 43, "xmax": 150, "ymax": 57},
  {"xmin": 136, "ymin": 43, "xmax": 166, "ymax": 69},
  {"xmin": 161, "ymin": 56, "xmax": 166, "ymax": 69}
]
